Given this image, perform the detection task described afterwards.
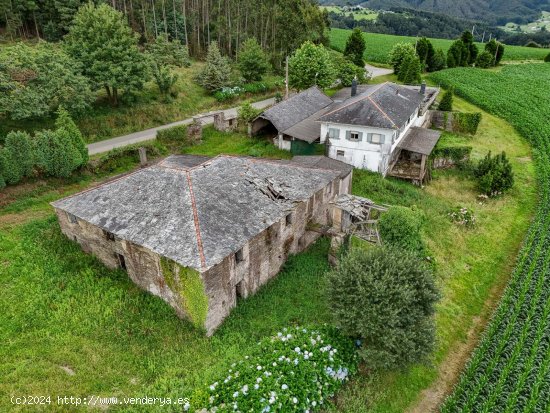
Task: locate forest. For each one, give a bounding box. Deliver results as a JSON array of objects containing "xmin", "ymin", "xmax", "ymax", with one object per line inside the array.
[{"xmin": 0, "ymin": 0, "xmax": 328, "ymax": 63}]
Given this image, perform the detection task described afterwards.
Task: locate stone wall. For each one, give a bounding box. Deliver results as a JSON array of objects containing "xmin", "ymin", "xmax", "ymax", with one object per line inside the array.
[
  {"xmin": 213, "ymin": 112, "xmax": 238, "ymax": 132},
  {"xmin": 55, "ymin": 210, "xmax": 186, "ymax": 319},
  {"xmin": 201, "ymin": 171, "xmax": 352, "ymax": 335},
  {"xmin": 55, "ymin": 170, "xmax": 352, "ymax": 336}
]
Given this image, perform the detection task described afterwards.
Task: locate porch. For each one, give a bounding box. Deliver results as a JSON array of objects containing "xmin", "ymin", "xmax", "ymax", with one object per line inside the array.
[{"xmin": 388, "ymin": 127, "xmax": 442, "ymax": 184}]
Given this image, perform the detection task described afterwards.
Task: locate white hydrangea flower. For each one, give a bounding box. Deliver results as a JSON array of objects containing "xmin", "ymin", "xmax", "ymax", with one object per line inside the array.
[
  {"xmin": 281, "ymin": 384, "xmax": 288, "ymax": 390},
  {"xmin": 292, "ymin": 397, "xmax": 298, "ymax": 404}
]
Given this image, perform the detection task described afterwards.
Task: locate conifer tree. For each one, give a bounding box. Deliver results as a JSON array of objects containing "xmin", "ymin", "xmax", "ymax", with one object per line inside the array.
[
  {"xmin": 55, "ymin": 106, "xmax": 88, "ymax": 166},
  {"xmin": 343, "ymin": 28, "xmax": 366, "ymax": 68},
  {"xmin": 195, "ymin": 42, "xmax": 232, "ymax": 92},
  {"xmin": 439, "ymin": 88, "xmax": 454, "ymax": 111},
  {"xmin": 398, "ymin": 54, "xmax": 422, "ymax": 85},
  {"xmin": 4, "ymin": 131, "xmax": 34, "ymax": 179}
]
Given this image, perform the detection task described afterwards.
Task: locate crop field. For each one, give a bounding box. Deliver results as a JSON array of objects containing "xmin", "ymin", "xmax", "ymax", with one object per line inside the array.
[
  {"xmin": 329, "ymin": 28, "xmax": 550, "ymax": 64},
  {"xmin": 431, "ymin": 64, "xmax": 550, "ymax": 412}
]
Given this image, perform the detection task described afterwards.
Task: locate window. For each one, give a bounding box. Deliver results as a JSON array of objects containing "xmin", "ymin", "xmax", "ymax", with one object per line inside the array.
[
  {"xmin": 336, "ymin": 150, "xmax": 345, "ymax": 157},
  {"xmin": 103, "ymin": 229, "xmax": 115, "ymax": 241},
  {"xmin": 328, "ymin": 128, "xmax": 340, "ymax": 139},
  {"xmin": 369, "ymin": 133, "xmax": 384, "ymax": 144},
  {"xmin": 349, "ymin": 132, "xmax": 360, "ymax": 141},
  {"xmin": 286, "ymin": 213, "xmax": 293, "ymax": 226},
  {"xmin": 235, "ymin": 248, "xmax": 244, "ymax": 264},
  {"xmin": 66, "ymin": 212, "xmax": 78, "ymax": 224}
]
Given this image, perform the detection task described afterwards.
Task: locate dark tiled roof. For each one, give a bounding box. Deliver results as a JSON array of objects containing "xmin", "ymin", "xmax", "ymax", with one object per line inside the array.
[
  {"xmin": 260, "ymin": 86, "xmax": 333, "ymax": 133},
  {"xmin": 318, "ymin": 83, "xmax": 425, "ymax": 130},
  {"xmin": 52, "ymin": 155, "xmax": 343, "ymax": 271},
  {"xmin": 397, "ymin": 127, "xmax": 442, "ymax": 155},
  {"xmin": 292, "ymin": 155, "xmax": 353, "ymax": 178}
]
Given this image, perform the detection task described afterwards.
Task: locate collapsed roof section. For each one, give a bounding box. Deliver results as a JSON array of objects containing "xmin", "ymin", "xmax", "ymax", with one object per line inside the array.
[{"xmin": 52, "ymin": 155, "xmax": 350, "ymax": 271}]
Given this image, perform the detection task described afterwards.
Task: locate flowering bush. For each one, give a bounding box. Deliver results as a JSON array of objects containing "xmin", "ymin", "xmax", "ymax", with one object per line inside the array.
[
  {"xmin": 449, "ymin": 207, "xmax": 476, "ymax": 228},
  {"xmin": 214, "ymin": 86, "xmax": 245, "ymax": 102},
  {"xmin": 195, "ymin": 326, "xmax": 358, "ymax": 412}
]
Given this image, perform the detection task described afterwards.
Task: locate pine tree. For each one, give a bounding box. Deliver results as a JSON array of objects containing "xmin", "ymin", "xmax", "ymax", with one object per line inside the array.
[
  {"xmin": 460, "ymin": 30, "xmax": 478, "ymax": 65},
  {"xmin": 429, "ymin": 49, "xmax": 447, "ymax": 72},
  {"xmin": 238, "ymin": 38, "xmax": 270, "ymax": 82},
  {"xmin": 485, "ymin": 39, "xmax": 505, "ymax": 66},
  {"xmin": 343, "ymin": 28, "xmax": 366, "ymax": 68},
  {"xmin": 416, "ymin": 37, "xmax": 434, "ymax": 71},
  {"xmin": 439, "ymin": 88, "xmax": 454, "ymax": 112},
  {"xmin": 0, "ymin": 147, "xmax": 20, "ymax": 185},
  {"xmin": 55, "ymin": 106, "xmax": 88, "ymax": 165},
  {"xmin": 195, "ymin": 42, "xmax": 232, "ymax": 92}
]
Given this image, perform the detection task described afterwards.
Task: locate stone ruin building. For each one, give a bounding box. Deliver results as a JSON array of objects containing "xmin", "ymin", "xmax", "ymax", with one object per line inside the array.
[{"xmin": 52, "ymin": 155, "xmax": 352, "ymax": 335}]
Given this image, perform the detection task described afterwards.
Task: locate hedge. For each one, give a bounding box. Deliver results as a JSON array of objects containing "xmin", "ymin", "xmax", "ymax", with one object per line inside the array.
[
  {"xmin": 452, "ymin": 112, "xmax": 482, "ymax": 135},
  {"xmin": 156, "ymin": 124, "xmax": 188, "ymax": 144},
  {"xmin": 87, "ymin": 141, "xmax": 168, "ymax": 174}
]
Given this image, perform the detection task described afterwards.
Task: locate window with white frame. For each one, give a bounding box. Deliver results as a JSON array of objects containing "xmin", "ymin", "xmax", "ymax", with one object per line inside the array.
[
  {"xmin": 349, "ymin": 131, "xmax": 360, "ymax": 141},
  {"xmin": 328, "ymin": 128, "xmax": 340, "ymax": 139}
]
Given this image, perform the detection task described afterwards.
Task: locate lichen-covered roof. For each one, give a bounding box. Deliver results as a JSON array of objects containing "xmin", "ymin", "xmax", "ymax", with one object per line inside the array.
[
  {"xmin": 292, "ymin": 156, "xmax": 353, "ymax": 178},
  {"xmin": 52, "ymin": 155, "xmax": 342, "ymax": 271},
  {"xmin": 260, "ymin": 86, "xmax": 333, "ymax": 133},
  {"xmin": 318, "ymin": 83, "xmax": 425, "ymax": 130},
  {"xmin": 397, "ymin": 127, "xmax": 442, "ymax": 155}
]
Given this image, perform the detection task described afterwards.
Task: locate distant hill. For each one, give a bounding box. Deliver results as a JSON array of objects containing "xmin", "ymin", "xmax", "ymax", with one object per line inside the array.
[{"xmin": 319, "ymin": 1, "xmax": 550, "ymax": 25}]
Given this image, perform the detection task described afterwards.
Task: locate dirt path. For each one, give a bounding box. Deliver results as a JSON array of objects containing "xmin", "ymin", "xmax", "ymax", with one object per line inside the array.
[{"xmin": 406, "ymin": 271, "xmax": 513, "ymax": 413}]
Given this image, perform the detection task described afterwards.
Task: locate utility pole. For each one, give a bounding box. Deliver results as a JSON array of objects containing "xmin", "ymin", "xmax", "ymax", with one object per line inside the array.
[{"xmin": 285, "ymin": 55, "xmax": 289, "ymax": 100}]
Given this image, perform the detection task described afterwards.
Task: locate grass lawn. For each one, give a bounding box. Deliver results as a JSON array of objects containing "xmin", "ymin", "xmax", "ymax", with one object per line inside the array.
[
  {"xmin": 329, "ymin": 96, "xmax": 537, "ymax": 412},
  {"xmin": 329, "ymin": 28, "xmax": 550, "ymax": 65},
  {"xmin": 0, "ymin": 62, "xmax": 283, "ymax": 144},
  {"xmin": 0, "ymin": 97, "xmax": 536, "ymax": 412}
]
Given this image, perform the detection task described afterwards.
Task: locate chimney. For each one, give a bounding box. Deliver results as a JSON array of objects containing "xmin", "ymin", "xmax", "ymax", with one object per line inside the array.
[
  {"xmin": 351, "ymin": 77, "xmax": 357, "ymax": 97},
  {"xmin": 420, "ymin": 82, "xmax": 426, "ymax": 95}
]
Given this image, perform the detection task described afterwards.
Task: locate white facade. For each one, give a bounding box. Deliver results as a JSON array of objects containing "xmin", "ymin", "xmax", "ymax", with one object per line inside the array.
[{"xmin": 320, "ymin": 108, "xmax": 427, "ymax": 175}]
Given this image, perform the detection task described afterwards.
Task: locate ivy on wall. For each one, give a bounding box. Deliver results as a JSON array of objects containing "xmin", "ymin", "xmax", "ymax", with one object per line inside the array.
[{"xmin": 160, "ymin": 257, "xmax": 208, "ymax": 330}]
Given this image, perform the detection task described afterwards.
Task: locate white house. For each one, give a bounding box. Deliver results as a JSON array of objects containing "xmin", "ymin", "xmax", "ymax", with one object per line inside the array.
[{"xmin": 251, "ymin": 82, "xmax": 440, "ymax": 182}]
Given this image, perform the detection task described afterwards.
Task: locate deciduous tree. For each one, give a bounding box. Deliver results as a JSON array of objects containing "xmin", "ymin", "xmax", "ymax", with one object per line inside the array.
[
  {"xmin": 388, "ymin": 42, "xmax": 416, "ymax": 76},
  {"xmin": 289, "ymin": 41, "xmax": 335, "ymax": 91},
  {"xmin": 64, "ymin": 3, "xmax": 148, "ymax": 106}
]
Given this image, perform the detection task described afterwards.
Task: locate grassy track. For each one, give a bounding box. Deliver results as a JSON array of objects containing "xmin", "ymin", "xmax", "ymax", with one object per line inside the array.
[
  {"xmin": 430, "ymin": 64, "xmax": 550, "ymax": 412},
  {"xmin": 329, "ymin": 28, "xmax": 550, "ymax": 65}
]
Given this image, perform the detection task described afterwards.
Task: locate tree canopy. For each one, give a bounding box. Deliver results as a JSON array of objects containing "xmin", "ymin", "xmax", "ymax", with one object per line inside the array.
[
  {"xmin": 238, "ymin": 38, "xmax": 271, "ymax": 82},
  {"xmin": 0, "ymin": 42, "xmax": 93, "ymax": 120},
  {"xmin": 388, "ymin": 42, "xmax": 416, "ymax": 76},
  {"xmin": 289, "ymin": 41, "xmax": 335, "ymax": 91},
  {"xmin": 327, "ymin": 247, "xmax": 440, "ymax": 371},
  {"xmin": 343, "ymin": 28, "xmax": 366, "ymax": 68},
  {"xmin": 195, "ymin": 42, "xmax": 232, "ymax": 92},
  {"xmin": 64, "ymin": 3, "xmax": 148, "ymax": 106}
]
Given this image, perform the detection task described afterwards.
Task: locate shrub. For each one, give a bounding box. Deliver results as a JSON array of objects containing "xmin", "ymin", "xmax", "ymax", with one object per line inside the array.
[
  {"xmin": 34, "ymin": 129, "xmax": 82, "ymax": 178},
  {"xmin": 55, "ymin": 106, "xmax": 88, "ymax": 165},
  {"xmin": 156, "ymin": 125, "xmax": 188, "ymax": 144},
  {"xmin": 336, "ymin": 57, "xmax": 366, "ymax": 87},
  {"xmin": 474, "ymin": 151, "xmax": 514, "ymax": 196},
  {"xmin": 4, "ymin": 130, "xmax": 34, "ymax": 180},
  {"xmin": 449, "ymin": 207, "xmax": 476, "ymax": 228},
  {"xmin": 242, "ymin": 82, "xmax": 268, "ymax": 94},
  {"xmin": 238, "ymin": 38, "xmax": 270, "ymax": 82},
  {"xmin": 429, "ymin": 48, "xmax": 447, "ymax": 72},
  {"xmin": 545, "ymin": 52, "xmax": 550, "ymax": 62},
  {"xmin": 238, "ymin": 103, "xmax": 262, "ymax": 124},
  {"xmin": 397, "ymin": 53, "xmax": 422, "ymax": 85},
  {"xmin": 198, "ymin": 326, "xmax": 358, "ymax": 412},
  {"xmin": 378, "ymin": 206, "xmax": 425, "ymax": 255},
  {"xmin": 476, "ymin": 51, "xmax": 495, "ymax": 69},
  {"xmin": 452, "ymin": 112, "xmax": 482, "ymax": 135},
  {"xmin": 0, "ymin": 147, "xmax": 20, "ymax": 185},
  {"xmin": 214, "ymin": 86, "xmax": 245, "ymax": 102},
  {"xmin": 327, "ymin": 247, "xmax": 439, "ymax": 371},
  {"xmin": 439, "ymin": 88, "xmax": 454, "ymax": 111},
  {"xmin": 88, "ymin": 141, "xmax": 167, "ymax": 174}
]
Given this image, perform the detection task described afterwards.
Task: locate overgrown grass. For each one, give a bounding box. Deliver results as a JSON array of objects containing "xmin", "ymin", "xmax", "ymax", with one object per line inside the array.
[
  {"xmin": 331, "ymin": 96, "xmax": 536, "ymax": 413},
  {"xmin": 329, "ymin": 28, "xmax": 550, "ymax": 64},
  {"xmin": 0, "ymin": 62, "xmax": 283, "ymax": 144},
  {"xmin": 0, "ymin": 97, "xmax": 537, "ymax": 412}
]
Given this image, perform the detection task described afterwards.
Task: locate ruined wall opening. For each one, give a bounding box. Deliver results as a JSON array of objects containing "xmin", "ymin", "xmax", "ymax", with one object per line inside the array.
[
  {"xmin": 235, "ymin": 280, "xmax": 245, "ymax": 299},
  {"xmin": 117, "ymin": 253, "xmax": 127, "ymax": 270}
]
